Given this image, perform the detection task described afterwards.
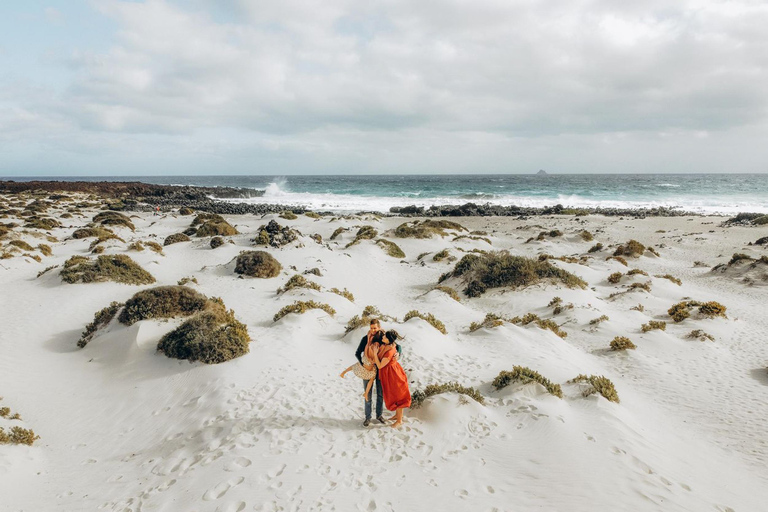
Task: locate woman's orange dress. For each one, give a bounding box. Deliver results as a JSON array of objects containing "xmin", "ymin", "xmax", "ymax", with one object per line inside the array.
[{"xmin": 377, "ymin": 344, "xmax": 411, "ymax": 410}]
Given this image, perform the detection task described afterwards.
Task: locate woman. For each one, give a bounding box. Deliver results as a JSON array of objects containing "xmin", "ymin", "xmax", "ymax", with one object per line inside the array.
[{"xmin": 371, "ymin": 330, "xmax": 411, "ymax": 428}]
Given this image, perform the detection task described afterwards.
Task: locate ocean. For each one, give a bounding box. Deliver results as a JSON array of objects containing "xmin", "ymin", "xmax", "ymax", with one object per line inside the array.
[{"xmin": 7, "ymin": 174, "xmax": 768, "ymax": 214}]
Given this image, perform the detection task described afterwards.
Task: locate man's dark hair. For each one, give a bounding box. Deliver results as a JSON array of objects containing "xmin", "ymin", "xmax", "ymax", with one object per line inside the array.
[{"xmin": 370, "ymin": 318, "xmax": 380, "ymax": 326}]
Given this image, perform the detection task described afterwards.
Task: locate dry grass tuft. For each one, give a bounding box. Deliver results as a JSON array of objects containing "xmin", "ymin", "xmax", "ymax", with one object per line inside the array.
[
  {"xmin": 376, "ymin": 238, "xmax": 406, "ymax": 258},
  {"xmin": 613, "ymin": 239, "xmax": 645, "ymax": 258},
  {"xmin": 404, "ymin": 310, "xmax": 447, "ymax": 334},
  {"xmin": 590, "ymin": 315, "xmax": 609, "ymax": 325},
  {"xmin": 78, "ymin": 301, "xmax": 124, "ymax": 348},
  {"xmin": 687, "ymin": 329, "xmax": 715, "ymax": 342},
  {"xmin": 434, "ymin": 285, "xmax": 460, "ymax": 302},
  {"xmin": 273, "ymin": 300, "xmax": 336, "ymax": 322},
  {"xmin": 570, "ymin": 374, "xmax": 620, "ymax": 403},
  {"xmin": 492, "ymin": 367, "xmax": 563, "ymax": 398},
  {"xmin": 509, "ymin": 313, "xmax": 568, "ymax": 338},
  {"xmin": 641, "ymin": 320, "xmax": 667, "ymax": 332},
  {"xmin": 394, "ymin": 219, "xmax": 467, "ymax": 239},
  {"xmin": 330, "ymin": 287, "xmax": 355, "ymax": 302},
  {"xmin": 345, "ymin": 226, "xmax": 378, "ymax": 248},
  {"xmin": 93, "ymin": 211, "xmax": 135, "ymax": 231},
  {"xmin": 277, "ymin": 274, "xmax": 322, "ymax": 294},
  {"xmin": 411, "ymin": 382, "xmax": 484, "ymax": 409},
  {"xmin": 608, "ymin": 271, "xmax": 623, "ymax": 284},
  {"xmin": 610, "ymin": 336, "xmax": 636, "ymax": 351},
  {"xmin": 655, "ymin": 274, "xmax": 682, "ymax": 285},
  {"xmin": 469, "ymin": 313, "xmax": 504, "ymax": 332}
]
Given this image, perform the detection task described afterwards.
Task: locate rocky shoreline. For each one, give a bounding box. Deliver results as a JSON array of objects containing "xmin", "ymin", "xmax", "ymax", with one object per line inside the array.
[{"xmin": 0, "ymin": 179, "xmax": 708, "ymax": 218}]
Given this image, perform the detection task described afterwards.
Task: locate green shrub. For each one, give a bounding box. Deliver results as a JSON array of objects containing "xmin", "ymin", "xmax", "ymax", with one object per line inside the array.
[
  {"xmin": 195, "ymin": 220, "xmax": 238, "ymax": 237},
  {"xmin": 434, "ymin": 285, "xmax": 460, "ymax": 302},
  {"xmin": 699, "ymin": 301, "xmax": 727, "ymax": 318},
  {"xmin": 588, "ymin": 243, "xmax": 604, "ymax": 253},
  {"xmin": 589, "ymin": 315, "xmax": 609, "ymax": 325},
  {"xmin": 469, "ymin": 313, "xmax": 504, "ymax": 332},
  {"xmin": 610, "ymin": 336, "xmax": 636, "ymax": 351},
  {"xmin": 254, "ymin": 220, "xmax": 298, "ymax": 247},
  {"xmin": 78, "ymin": 301, "xmax": 124, "ymax": 347},
  {"xmin": 580, "ymin": 230, "xmax": 594, "ymax": 242},
  {"xmin": 305, "ymin": 211, "xmax": 321, "ymax": 219},
  {"xmin": 614, "ymin": 240, "xmax": 645, "ymax": 258},
  {"xmin": 118, "ymin": 286, "xmax": 209, "ymax": 325},
  {"xmin": 570, "ymin": 374, "xmax": 620, "ymax": 403},
  {"xmin": 404, "ymin": 310, "xmax": 447, "ymax": 334},
  {"xmin": 627, "ymin": 268, "xmax": 648, "ymax": 276},
  {"xmin": 157, "ymin": 300, "xmax": 251, "ymax": 364},
  {"xmin": 345, "ymin": 225, "xmax": 378, "ymax": 247},
  {"xmin": 60, "ymin": 254, "xmax": 155, "ymax": 285},
  {"xmin": 24, "ymin": 217, "xmax": 61, "ymax": 230},
  {"xmin": 277, "ymin": 274, "xmax": 322, "ymax": 294},
  {"xmin": 8, "ymin": 240, "xmax": 34, "ymax": 251},
  {"xmin": 442, "ymin": 251, "xmax": 587, "ymax": 297},
  {"xmin": 509, "ymin": 313, "xmax": 567, "ymax": 338},
  {"xmin": 273, "ymin": 300, "xmax": 336, "ymax": 322},
  {"xmin": 492, "ymin": 367, "xmax": 563, "ymax": 398},
  {"xmin": 279, "ymin": 211, "xmax": 298, "ymax": 220},
  {"xmin": 36, "ymin": 265, "xmax": 58, "ymax": 278},
  {"xmin": 548, "ymin": 296, "xmax": 562, "ymax": 307},
  {"xmin": 72, "ymin": 227, "xmax": 118, "ymax": 240},
  {"xmin": 235, "ymin": 250, "xmax": 282, "ymax": 278},
  {"xmin": 394, "ymin": 219, "xmax": 466, "ymax": 239},
  {"xmin": 608, "ymin": 272, "xmax": 623, "ymax": 284},
  {"xmin": 330, "ymin": 287, "xmax": 355, "ymax": 302},
  {"xmin": 93, "ymin": 211, "xmax": 135, "ymax": 231},
  {"xmin": 410, "ymin": 382, "xmax": 484, "ymax": 409},
  {"xmin": 210, "ymin": 236, "xmax": 224, "ymax": 249},
  {"xmin": 433, "ymin": 249, "xmax": 450, "ymax": 262},
  {"xmin": 641, "ymin": 320, "xmax": 666, "ymax": 332},
  {"xmin": 128, "ymin": 241, "xmax": 144, "ymax": 251},
  {"xmin": 164, "ymin": 233, "xmax": 191, "ymax": 246}
]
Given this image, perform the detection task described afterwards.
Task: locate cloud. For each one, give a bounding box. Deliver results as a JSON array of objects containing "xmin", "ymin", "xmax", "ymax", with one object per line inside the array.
[{"xmin": 4, "ymin": 0, "xmax": 768, "ymax": 174}]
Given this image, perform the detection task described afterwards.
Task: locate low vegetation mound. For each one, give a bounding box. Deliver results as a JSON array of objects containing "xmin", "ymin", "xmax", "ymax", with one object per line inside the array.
[
  {"xmin": 668, "ymin": 300, "xmax": 727, "ymax": 322},
  {"xmin": 687, "ymin": 329, "xmax": 715, "ymax": 342},
  {"xmin": 509, "ymin": 313, "xmax": 567, "ymax": 338},
  {"xmin": 273, "ymin": 300, "xmax": 336, "ymax": 322},
  {"xmin": 210, "ymin": 236, "xmax": 224, "ymax": 249},
  {"xmin": 589, "ymin": 315, "xmax": 609, "ymax": 325},
  {"xmin": 179, "ymin": 207, "xmax": 194, "ymax": 215},
  {"xmin": 440, "ymin": 251, "xmax": 587, "ymax": 297},
  {"xmin": 330, "ymin": 287, "xmax": 355, "ymax": 302},
  {"xmin": 410, "ymin": 382, "xmax": 484, "ymax": 409},
  {"xmin": 570, "ymin": 374, "xmax": 620, "ymax": 403},
  {"xmin": 277, "ymin": 274, "xmax": 321, "ymax": 294},
  {"xmin": 0, "ymin": 426, "xmax": 40, "ymax": 446},
  {"xmin": 254, "ymin": 220, "xmax": 298, "ymax": 247},
  {"xmin": 279, "ymin": 211, "xmax": 298, "ymax": 220},
  {"xmin": 235, "ymin": 250, "xmax": 282, "ymax": 278},
  {"xmin": 655, "ymin": 274, "xmax": 682, "ymax": 285},
  {"xmin": 24, "ymin": 217, "xmax": 61, "ymax": 230},
  {"xmin": 613, "ymin": 240, "xmax": 646, "ymax": 258},
  {"xmin": 330, "ymin": 227, "xmax": 348, "ymax": 240},
  {"xmin": 536, "ymin": 229, "xmax": 562, "ymax": 240},
  {"xmin": 93, "ymin": 211, "xmax": 135, "ymax": 231},
  {"xmin": 433, "ymin": 249, "xmax": 450, "ymax": 262},
  {"xmin": 579, "ymin": 230, "xmax": 594, "ymax": 241},
  {"xmin": 61, "ymin": 254, "xmax": 155, "ymax": 285},
  {"xmin": 345, "ymin": 225, "xmax": 378, "ymax": 247},
  {"xmin": 118, "ymin": 286, "xmax": 209, "ymax": 325},
  {"xmin": 434, "ymin": 285, "xmax": 460, "ymax": 301},
  {"xmin": 641, "ymin": 320, "xmax": 667, "ymax": 332},
  {"xmin": 608, "ymin": 271, "xmax": 623, "ymax": 284},
  {"xmin": 469, "ymin": 313, "xmax": 504, "ymax": 332},
  {"xmin": 588, "ymin": 243, "xmax": 604, "ymax": 253},
  {"xmin": 78, "ymin": 301, "xmax": 123, "ymax": 348},
  {"xmin": 492, "ymin": 366, "xmax": 563, "ymax": 398},
  {"xmin": 72, "ymin": 227, "xmax": 117, "ymax": 240},
  {"xmin": 157, "ymin": 299, "xmax": 251, "ymax": 364},
  {"xmin": 610, "ymin": 336, "xmax": 636, "ymax": 351},
  {"xmin": 164, "ymin": 233, "xmax": 191, "ymax": 246},
  {"xmin": 403, "ymin": 310, "xmax": 447, "ymax": 334},
  {"xmin": 376, "ymin": 239, "xmax": 405, "ymax": 258},
  {"xmin": 393, "ymin": 219, "xmax": 466, "ymax": 239},
  {"xmin": 344, "ymin": 305, "xmax": 397, "ymax": 334}
]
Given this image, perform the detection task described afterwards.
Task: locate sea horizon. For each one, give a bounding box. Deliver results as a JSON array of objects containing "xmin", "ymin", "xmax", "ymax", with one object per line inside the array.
[{"xmin": 3, "ymin": 173, "xmax": 767, "ymax": 215}]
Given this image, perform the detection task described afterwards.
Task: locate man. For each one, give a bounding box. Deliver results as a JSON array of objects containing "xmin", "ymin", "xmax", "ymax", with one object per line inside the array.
[{"xmin": 355, "ymin": 318, "xmax": 401, "ymax": 427}]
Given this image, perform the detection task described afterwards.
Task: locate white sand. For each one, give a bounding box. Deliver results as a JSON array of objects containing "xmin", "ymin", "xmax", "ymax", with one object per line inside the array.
[{"xmin": 1, "ymin": 199, "xmax": 768, "ymax": 512}]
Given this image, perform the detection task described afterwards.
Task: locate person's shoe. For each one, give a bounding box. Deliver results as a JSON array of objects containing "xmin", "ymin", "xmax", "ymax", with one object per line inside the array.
[
  {"xmin": 376, "ymin": 416, "xmax": 386, "ymax": 424},
  {"xmin": 363, "ymin": 418, "xmax": 371, "ymax": 427}
]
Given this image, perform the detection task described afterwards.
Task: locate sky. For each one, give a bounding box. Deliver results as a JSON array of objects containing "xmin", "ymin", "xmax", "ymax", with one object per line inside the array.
[{"xmin": 1, "ymin": 0, "xmax": 768, "ymax": 176}]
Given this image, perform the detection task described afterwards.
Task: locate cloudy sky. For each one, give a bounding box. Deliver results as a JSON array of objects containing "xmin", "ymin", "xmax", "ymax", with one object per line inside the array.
[{"xmin": 2, "ymin": 0, "xmax": 768, "ymax": 175}]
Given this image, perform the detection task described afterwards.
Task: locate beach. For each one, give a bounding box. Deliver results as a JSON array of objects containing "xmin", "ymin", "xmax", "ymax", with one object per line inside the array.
[{"xmin": 1, "ymin": 188, "xmax": 768, "ymax": 512}]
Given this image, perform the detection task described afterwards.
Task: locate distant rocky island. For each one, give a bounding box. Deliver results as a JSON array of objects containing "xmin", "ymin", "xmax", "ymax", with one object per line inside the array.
[{"xmin": 537, "ymin": 170, "xmax": 548, "ymax": 175}]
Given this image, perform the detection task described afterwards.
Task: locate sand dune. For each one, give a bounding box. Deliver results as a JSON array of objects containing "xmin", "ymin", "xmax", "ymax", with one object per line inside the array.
[{"xmin": 1, "ymin": 196, "xmax": 768, "ymax": 511}]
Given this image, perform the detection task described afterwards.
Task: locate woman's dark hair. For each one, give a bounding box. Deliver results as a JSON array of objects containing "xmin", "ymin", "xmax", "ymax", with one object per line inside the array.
[
  {"xmin": 371, "ymin": 331, "xmax": 385, "ymax": 344},
  {"xmin": 384, "ymin": 330, "xmax": 402, "ymax": 344}
]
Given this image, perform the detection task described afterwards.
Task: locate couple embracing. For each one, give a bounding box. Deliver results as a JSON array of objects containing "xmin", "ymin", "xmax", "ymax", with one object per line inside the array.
[{"xmin": 341, "ymin": 319, "xmax": 411, "ymax": 428}]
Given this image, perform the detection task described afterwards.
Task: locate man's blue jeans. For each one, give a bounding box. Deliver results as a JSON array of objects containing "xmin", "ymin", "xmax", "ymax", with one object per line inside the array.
[{"xmin": 363, "ymin": 377, "xmax": 383, "ymax": 420}]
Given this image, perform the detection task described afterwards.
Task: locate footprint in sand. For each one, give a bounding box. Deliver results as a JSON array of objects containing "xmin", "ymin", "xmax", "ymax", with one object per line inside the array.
[
  {"xmin": 216, "ymin": 501, "xmax": 246, "ymax": 512},
  {"xmin": 224, "ymin": 456, "xmax": 252, "ymax": 472},
  {"xmin": 202, "ymin": 476, "xmax": 245, "ymax": 501}
]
